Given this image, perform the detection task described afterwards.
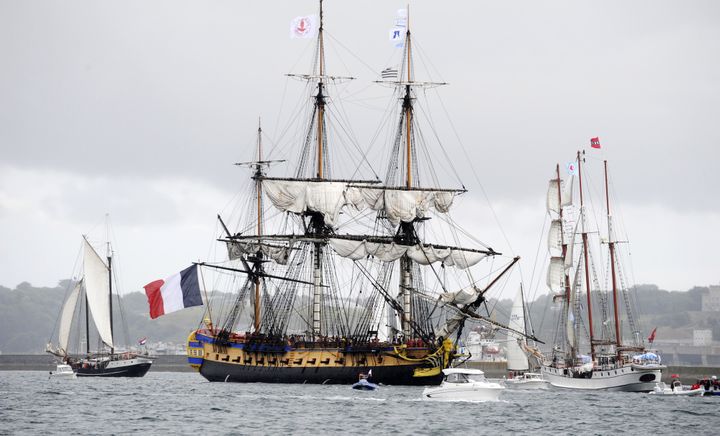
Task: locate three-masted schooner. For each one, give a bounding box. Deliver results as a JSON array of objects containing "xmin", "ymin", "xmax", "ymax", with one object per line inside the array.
[
  {"xmin": 540, "ymin": 151, "xmax": 664, "ymax": 391},
  {"xmin": 47, "ymin": 236, "xmax": 153, "ymax": 377},
  {"xmin": 186, "ymin": 2, "xmax": 534, "ymax": 385}
]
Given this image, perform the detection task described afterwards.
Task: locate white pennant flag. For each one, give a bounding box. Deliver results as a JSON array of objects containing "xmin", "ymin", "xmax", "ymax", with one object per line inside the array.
[{"xmin": 290, "ymin": 15, "xmax": 318, "ymax": 39}]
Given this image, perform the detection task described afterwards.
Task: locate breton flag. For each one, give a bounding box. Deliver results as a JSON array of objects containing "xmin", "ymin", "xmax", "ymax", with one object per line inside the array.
[
  {"xmin": 389, "ymin": 8, "xmax": 407, "ymax": 47},
  {"xmin": 648, "ymin": 327, "xmax": 657, "ymax": 344},
  {"xmin": 590, "ymin": 137, "xmax": 601, "ymax": 149},
  {"xmin": 381, "ymin": 67, "xmax": 398, "ymax": 79},
  {"xmin": 144, "ymin": 265, "xmax": 203, "ymax": 319},
  {"xmin": 290, "ymin": 14, "xmax": 318, "ymax": 39}
]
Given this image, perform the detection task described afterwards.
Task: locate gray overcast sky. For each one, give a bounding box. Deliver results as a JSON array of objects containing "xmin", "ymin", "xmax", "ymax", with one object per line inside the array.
[{"xmin": 1, "ymin": 0, "xmax": 718, "ymax": 297}]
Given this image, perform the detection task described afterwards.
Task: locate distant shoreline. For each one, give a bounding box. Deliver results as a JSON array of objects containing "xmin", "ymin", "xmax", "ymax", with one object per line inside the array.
[
  {"xmin": 0, "ymin": 354, "xmax": 193, "ymax": 372},
  {"xmin": 2, "ymin": 354, "xmax": 717, "ymax": 383}
]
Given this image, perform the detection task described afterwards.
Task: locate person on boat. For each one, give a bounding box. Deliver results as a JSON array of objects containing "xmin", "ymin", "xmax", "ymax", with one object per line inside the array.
[{"xmin": 670, "ymin": 378, "xmax": 681, "ymax": 391}]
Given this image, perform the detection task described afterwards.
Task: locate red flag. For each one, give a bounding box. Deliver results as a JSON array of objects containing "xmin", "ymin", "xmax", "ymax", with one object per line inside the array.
[
  {"xmin": 590, "ymin": 137, "xmax": 601, "ymax": 149},
  {"xmin": 648, "ymin": 327, "xmax": 657, "ymax": 343}
]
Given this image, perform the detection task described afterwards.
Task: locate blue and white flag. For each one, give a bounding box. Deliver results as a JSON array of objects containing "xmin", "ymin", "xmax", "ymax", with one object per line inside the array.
[
  {"xmin": 389, "ymin": 8, "xmax": 407, "ymax": 48},
  {"xmin": 566, "ymin": 161, "xmax": 577, "ymax": 175}
]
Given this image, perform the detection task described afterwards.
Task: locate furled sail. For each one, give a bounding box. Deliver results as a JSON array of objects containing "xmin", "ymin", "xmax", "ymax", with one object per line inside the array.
[
  {"xmin": 263, "ymin": 180, "xmax": 355, "ymax": 227},
  {"xmin": 352, "ymin": 187, "xmax": 456, "ymax": 226},
  {"xmin": 226, "ymin": 240, "xmax": 292, "ymax": 265},
  {"xmin": 328, "ymin": 239, "xmax": 486, "ymax": 269},
  {"xmin": 58, "ymin": 280, "xmax": 82, "ymax": 355},
  {"xmin": 82, "ymin": 238, "xmax": 114, "ymax": 349},
  {"xmin": 440, "ymin": 285, "xmax": 482, "ymax": 305},
  {"xmin": 506, "ymin": 287, "xmax": 529, "ymax": 371},
  {"xmin": 263, "ymin": 179, "xmax": 459, "ymax": 227},
  {"xmin": 546, "ymin": 256, "xmax": 565, "ymax": 293}
]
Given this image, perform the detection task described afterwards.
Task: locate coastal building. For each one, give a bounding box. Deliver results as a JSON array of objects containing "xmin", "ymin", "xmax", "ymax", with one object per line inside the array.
[
  {"xmin": 693, "ymin": 329, "xmax": 713, "ymax": 346},
  {"xmin": 702, "ymin": 285, "xmax": 720, "ymax": 312}
]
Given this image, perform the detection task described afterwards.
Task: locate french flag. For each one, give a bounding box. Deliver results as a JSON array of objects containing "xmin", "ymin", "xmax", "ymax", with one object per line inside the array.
[{"xmin": 144, "ymin": 265, "xmax": 203, "ymax": 319}]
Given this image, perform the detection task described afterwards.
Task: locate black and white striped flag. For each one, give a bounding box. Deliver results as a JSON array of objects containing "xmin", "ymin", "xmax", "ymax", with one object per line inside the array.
[{"xmin": 381, "ymin": 67, "xmax": 398, "ymax": 79}]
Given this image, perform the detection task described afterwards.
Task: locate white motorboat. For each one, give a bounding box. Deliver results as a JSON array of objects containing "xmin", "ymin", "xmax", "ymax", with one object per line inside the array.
[
  {"xmin": 504, "ymin": 372, "xmax": 549, "ymax": 390},
  {"xmin": 649, "ymin": 382, "xmax": 704, "ymax": 397},
  {"xmin": 422, "ymin": 369, "xmax": 505, "ymax": 402},
  {"xmin": 49, "ymin": 364, "xmax": 76, "ymax": 379}
]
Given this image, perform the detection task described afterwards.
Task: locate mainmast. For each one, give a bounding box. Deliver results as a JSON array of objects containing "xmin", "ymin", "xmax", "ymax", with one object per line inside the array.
[
  {"xmin": 577, "ymin": 151, "xmax": 595, "ymax": 359},
  {"xmin": 399, "ymin": 5, "xmax": 414, "ymax": 339},
  {"xmin": 604, "ymin": 160, "xmax": 622, "ymax": 355},
  {"xmin": 254, "ymin": 119, "xmax": 264, "ymax": 333},
  {"xmin": 311, "ymin": 0, "xmax": 326, "ymax": 337}
]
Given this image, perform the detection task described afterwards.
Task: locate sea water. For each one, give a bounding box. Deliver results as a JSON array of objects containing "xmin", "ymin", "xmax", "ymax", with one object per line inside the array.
[{"xmin": 0, "ymin": 371, "xmax": 717, "ymax": 435}]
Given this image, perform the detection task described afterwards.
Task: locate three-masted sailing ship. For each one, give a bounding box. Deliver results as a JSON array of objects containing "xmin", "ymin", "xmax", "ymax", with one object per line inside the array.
[
  {"xmin": 185, "ymin": 2, "xmax": 535, "ymax": 385},
  {"xmin": 47, "ymin": 236, "xmax": 153, "ymax": 377},
  {"xmin": 540, "ymin": 151, "xmax": 664, "ymax": 391}
]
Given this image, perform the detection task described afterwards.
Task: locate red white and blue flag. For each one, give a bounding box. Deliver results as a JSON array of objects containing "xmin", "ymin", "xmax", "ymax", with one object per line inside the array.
[
  {"xmin": 590, "ymin": 137, "xmax": 601, "ymax": 149},
  {"xmin": 648, "ymin": 327, "xmax": 657, "ymax": 344},
  {"xmin": 144, "ymin": 265, "xmax": 203, "ymax": 319}
]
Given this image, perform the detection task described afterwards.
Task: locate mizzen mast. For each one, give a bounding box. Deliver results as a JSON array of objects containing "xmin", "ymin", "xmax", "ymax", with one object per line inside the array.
[{"xmin": 604, "ymin": 160, "xmax": 622, "ymax": 356}]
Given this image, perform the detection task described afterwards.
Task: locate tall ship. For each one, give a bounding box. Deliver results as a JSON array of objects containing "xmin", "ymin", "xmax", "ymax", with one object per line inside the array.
[
  {"xmin": 185, "ymin": 2, "xmax": 537, "ymax": 385},
  {"xmin": 540, "ymin": 151, "xmax": 664, "ymax": 391},
  {"xmin": 47, "ymin": 234, "xmax": 153, "ymax": 377}
]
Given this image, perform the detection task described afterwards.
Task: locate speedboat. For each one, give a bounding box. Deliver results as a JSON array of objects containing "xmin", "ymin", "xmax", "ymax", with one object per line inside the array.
[
  {"xmin": 504, "ymin": 372, "xmax": 549, "ymax": 390},
  {"xmin": 649, "ymin": 382, "xmax": 704, "ymax": 397},
  {"xmin": 351, "ymin": 371, "xmax": 378, "ymax": 391},
  {"xmin": 422, "ymin": 368, "xmax": 505, "ymax": 402},
  {"xmin": 49, "ymin": 363, "xmax": 77, "ymax": 379}
]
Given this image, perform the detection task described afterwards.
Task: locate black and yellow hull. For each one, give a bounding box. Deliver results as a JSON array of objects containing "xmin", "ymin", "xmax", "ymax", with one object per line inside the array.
[{"xmin": 187, "ymin": 330, "xmax": 451, "ymax": 386}]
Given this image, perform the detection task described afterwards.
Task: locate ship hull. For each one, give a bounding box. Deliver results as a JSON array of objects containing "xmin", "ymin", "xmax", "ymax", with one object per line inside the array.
[
  {"xmin": 199, "ymin": 359, "xmax": 440, "ymax": 385},
  {"xmin": 187, "ymin": 331, "xmax": 448, "ymax": 386},
  {"xmin": 540, "ymin": 365, "xmax": 663, "ymax": 392},
  {"xmin": 73, "ymin": 356, "xmax": 153, "ymax": 378}
]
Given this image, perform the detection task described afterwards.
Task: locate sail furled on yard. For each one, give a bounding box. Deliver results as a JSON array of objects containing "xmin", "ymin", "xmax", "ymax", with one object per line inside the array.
[
  {"xmin": 328, "ymin": 239, "xmax": 486, "ymax": 269},
  {"xmin": 546, "ymin": 177, "xmax": 573, "ymax": 215},
  {"xmin": 82, "ymin": 238, "xmax": 114, "ymax": 349},
  {"xmin": 506, "ymin": 287, "xmax": 529, "ymax": 371},
  {"xmin": 262, "ymin": 179, "xmax": 460, "ymax": 228},
  {"xmin": 58, "ymin": 280, "xmax": 82, "ymax": 355},
  {"xmin": 226, "ymin": 240, "xmax": 292, "ymax": 265}
]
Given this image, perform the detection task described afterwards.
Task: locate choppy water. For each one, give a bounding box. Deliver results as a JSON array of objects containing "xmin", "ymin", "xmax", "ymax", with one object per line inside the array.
[{"xmin": 1, "ymin": 371, "xmax": 718, "ymax": 435}]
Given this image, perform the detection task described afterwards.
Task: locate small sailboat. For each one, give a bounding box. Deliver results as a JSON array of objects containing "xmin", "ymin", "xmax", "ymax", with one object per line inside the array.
[
  {"xmin": 47, "ymin": 235, "xmax": 153, "ymax": 377},
  {"xmin": 504, "ymin": 286, "xmax": 548, "ymax": 390},
  {"xmin": 422, "ymin": 368, "xmax": 505, "ymax": 402}
]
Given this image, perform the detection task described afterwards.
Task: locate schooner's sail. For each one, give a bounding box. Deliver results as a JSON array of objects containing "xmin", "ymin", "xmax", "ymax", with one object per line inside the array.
[
  {"xmin": 506, "ymin": 287, "xmax": 529, "ymax": 372},
  {"xmin": 82, "ymin": 238, "xmax": 113, "ymax": 349}
]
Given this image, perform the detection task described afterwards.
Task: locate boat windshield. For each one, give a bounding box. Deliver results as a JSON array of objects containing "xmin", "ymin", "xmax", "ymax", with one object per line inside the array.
[{"xmin": 445, "ymin": 373, "xmax": 472, "ymax": 383}]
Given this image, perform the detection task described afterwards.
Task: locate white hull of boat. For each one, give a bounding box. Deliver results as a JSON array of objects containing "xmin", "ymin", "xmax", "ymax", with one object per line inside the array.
[
  {"xmin": 423, "ymin": 383, "xmax": 505, "ymax": 401},
  {"xmin": 541, "ymin": 365, "xmax": 663, "ymax": 392},
  {"xmin": 649, "ymin": 383, "xmax": 704, "ymax": 397},
  {"xmin": 49, "ymin": 364, "xmax": 76, "ymax": 379}
]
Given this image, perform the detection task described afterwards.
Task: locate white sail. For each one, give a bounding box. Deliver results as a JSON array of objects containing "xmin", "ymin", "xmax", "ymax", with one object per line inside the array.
[
  {"xmin": 546, "ymin": 179, "xmax": 561, "ymax": 214},
  {"xmin": 546, "ymin": 256, "xmax": 565, "ymax": 293},
  {"xmin": 562, "ymin": 175, "xmax": 574, "ymax": 206},
  {"xmin": 566, "ymin": 287, "xmax": 576, "ymax": 349},
  {"xmin": 350, "ymin": 187, "xmax": 456, "ymax": 226},
  {"xmin": 83, "ymin": 238, "xmax": 114, "ymax": 349},
  {"xmin": 547, "ymin": 219, "xmax": 563, "ymax": 254},
  {"xmin": 328, "ymin": 239, "xmax": 485, "ymax": 269},
  {"xmin": 58, "ymin": 280, "xmax": 82, "ymax": 355},
  {"xmin": 263, "ymin": 180, "xmax": 353, "ymax": 227},
  {"xmin": 506, "ymin": 287, "xmax": 529, "ymax": 371},
  {"xmin": 440, "ymin": 285, "xmax": 481, "ymax": 305},
  {"xmin": 226, "ymin": 240, "xmax": 292, "ymax": 265}
]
